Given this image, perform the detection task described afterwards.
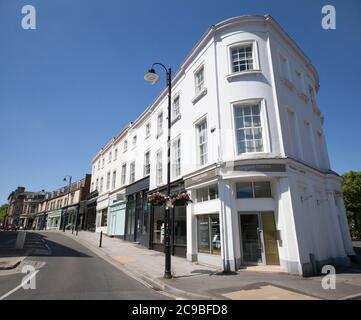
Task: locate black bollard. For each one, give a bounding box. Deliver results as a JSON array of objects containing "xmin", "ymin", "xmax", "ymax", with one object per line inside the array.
[{"xmin": 99, "ymin": 231, "xmax": 103, "ymax": 248}]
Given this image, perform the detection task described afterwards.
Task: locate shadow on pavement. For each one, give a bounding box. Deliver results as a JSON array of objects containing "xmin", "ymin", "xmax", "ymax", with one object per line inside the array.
[{"xmin": 0, "ymin": 232, "xmax": 91, "ymax": 259}]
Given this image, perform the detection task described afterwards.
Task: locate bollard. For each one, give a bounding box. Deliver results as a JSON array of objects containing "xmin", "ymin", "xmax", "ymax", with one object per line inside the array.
[
  {"xmin": 99, "ymin": 231, "xmax": 103, "ymax": 248},
  {"xmin": 72, "ymin": 226, "xmax": 74, "ymax": 235},
  {"xmin": 76, "ymin": 227, "xmax": 78, "ymax": 236}
]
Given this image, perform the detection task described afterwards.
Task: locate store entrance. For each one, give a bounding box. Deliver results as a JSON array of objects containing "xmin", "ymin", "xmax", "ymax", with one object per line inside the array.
[{"xmin": 240, "ymin": 212, "xmax": 280, "ymax": 266}]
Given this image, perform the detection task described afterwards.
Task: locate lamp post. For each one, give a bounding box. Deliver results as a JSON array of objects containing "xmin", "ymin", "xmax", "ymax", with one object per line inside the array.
[
  {"xmin": 63, "ymin": 175, "xmax": 72, "ymax": 232},
  {"xmin": 144, "ymin": 63, "xmax": 172, "ymax": 279}
]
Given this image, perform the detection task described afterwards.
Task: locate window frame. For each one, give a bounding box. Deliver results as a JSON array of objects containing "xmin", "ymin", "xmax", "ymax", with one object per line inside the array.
[
  {"xmin": 195, "ymin": 184, "xmax": 219, "ymax": 203},
  {"xmin": 172, "ymin": 94, "xmax": 180, "ymax": 119},
  {"xmin": 195, "ymin": 117, "xmax": 208, "ymax": 167},
  {"xmin": 157, "ymin": 111, "xmax": 164, "ymax": 138},
  {"xmin": 144, "ymin": 150, "xmax": 151, "ymax": 177},
  {"xmin": 227, "ymin": 40, "xmax": 260, "ymax": 77},
  {"xmin": 129, "ymin": 161, "xmax": 135, "ymax": 184},
  {"xmin": 231, "ymin": 99, "xmax": 270, "ymax": 157},
  {"xmin": 112, "ymin": 170, "xmax": 117, "ymax": 190},
  {"xmin": 132, "ymin": 135, "xmax": 137, "ymax": 149},
  {"xmin": 156, "ymin": 149, "xmax": 163, "ymax": 186},
  {"xmin": 145, "ymin": 122, "xmax": 151, "ymax": 138},
  {"xmin": 194, "ymin": 65, "xmax": 205, "ymax": 96},
  {"xmin": 172, "ymin": 136, "xmax": 181, "ymax": 178},
  {"xmin": 235, "ymin": 181, "xmax": 272, "ymax": 199},
  {"xmin": 121, "ymin": 163, "xmax": 127, "ymax": 186},
  {"xmin": 106, "ymin": 171, "xmax": 111, "ymax": 191}
]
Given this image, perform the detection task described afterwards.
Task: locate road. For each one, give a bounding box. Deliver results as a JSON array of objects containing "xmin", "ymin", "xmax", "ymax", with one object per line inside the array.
[{"xmin": 0, "ymin": 231, "xmax": 169, "ymax": 300}]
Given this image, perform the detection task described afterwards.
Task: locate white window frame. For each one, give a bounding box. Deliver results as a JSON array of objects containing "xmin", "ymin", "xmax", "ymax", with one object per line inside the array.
[
  {"xmin": 112, "ymin": 170, "xmax": 117, "ymax": 190},
  {"xmin": 108, "ymin": 151, "xmax": 112, "ymax": 163},
  {"xmin": 121, "ymin": 163, "xmax": 127, "ymax": 185},
  {"xmin": 195, "ymin": 117, "xmax": 208, "ymax": 167},
  {"xmin": 106, "ymin": 171, "xmax": 111, "ymax": 191},
  {"xmin": 144, "ymin": 150, "xmax": 151, "ymax": 176},
  {"xmin": 145, "ymin": 122, "xmax": 151, "ymax": 138},
  {"xmin": 132, "ymin": 135, "xmax": 137, "ymax": 149},
  {"xmin": 100, "ymin": 177, "xmax": 104, "ymax": 194},
  {"xmin": 230, "ymin": 99, "xmax": 270, "ymax": 157},
  {"xmin": 123, "ymin": 139, "xmax": 128, "ymax": 153},
  {"xmin": 227, "ymin": 40, "xmax": 260, "ymax": 77},
  {"xmin": 129, "ymin": 161, "xmax": 135, "ymax": 184},
  {"xmin": 156, "ymin": 149, "xmax": 163, "ymax": 186},
  {"xmin": 172, "ymin": 136, "xmax": 181, "ymax": 178},
  {"xmin": 194, "ymin": 65, "xmax": 205, "ymax": 96},
  {"xmin": 229, "ymin": 41, "xmax": 258, "ymax": 73},
  {"xmin": 114, "ymin": 148, "xmax": 118, "ymax": 161},
  {"xmin": 173, "ymin": 94, "xmax": 180, "ymax": 119},
  {"xmin": 157, "ymin": 111, "xmax": 163, "ymax": 137}
]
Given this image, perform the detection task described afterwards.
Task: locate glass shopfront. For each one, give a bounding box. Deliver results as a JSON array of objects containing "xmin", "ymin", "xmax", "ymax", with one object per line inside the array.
[
  {"xmin": 151, "ymin": 203, "xmax": 187, "ymax": 257},
  {"xmin": 197, "ymin": 214, "xmax": 221, "ymax": 255},
  {"xmin": 174, "ymin": 206, "xmax": 187, "ymax": 246}
]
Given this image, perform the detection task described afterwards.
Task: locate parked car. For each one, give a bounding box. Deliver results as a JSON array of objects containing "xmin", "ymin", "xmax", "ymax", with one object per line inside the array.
[
  {"xmin": 0, "ymin": 223, "xmax": 4, "ymax": 231},
  {"xmin": 4, "ymin": 224, "xmax": 18, "ymax": 231}
]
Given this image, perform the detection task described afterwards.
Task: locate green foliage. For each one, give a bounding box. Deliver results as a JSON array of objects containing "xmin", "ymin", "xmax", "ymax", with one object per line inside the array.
[
  {"xmin": 343, "ymin": 171, "xmax": 361, "ymax": 240},
  {"xmin": 0, "ymin": 204, "xmax": 8, "ymax": 223}
]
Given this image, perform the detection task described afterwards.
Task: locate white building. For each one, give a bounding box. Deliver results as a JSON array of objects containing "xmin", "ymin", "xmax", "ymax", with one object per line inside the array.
[{"xmin": 90, "ymin": 15, "xmax": 354, "ymax": 276}]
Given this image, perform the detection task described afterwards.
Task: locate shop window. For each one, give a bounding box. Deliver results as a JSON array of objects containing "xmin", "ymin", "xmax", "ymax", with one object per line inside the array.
[
  {"xmin": 100, "ymin": 209, "xmax": 108, "ymax": 227},
  {"xmin": 153, "ymin": 206, "xmax": 164, "ymax": 244},
  {"xmin": 236, "ymin": 181, "xmax": 272, "ymax": 199},
  {"xmin": 254, "ymin": 182, "xmax": 272, "ymax": 198},
  {"xmin": 174, "ymin": 206, "xmax": 186, "ymax": 245},
  {"xmin": 126, "ymin": 195, "xmax": 135, "ymax": 235},
  {"xmin": 195, "ymin": 184, "xmax": 219, "ymax": 203},
  {"xmin": 197, "ymin": 214, "xmax": 221, "ymax": 255}
]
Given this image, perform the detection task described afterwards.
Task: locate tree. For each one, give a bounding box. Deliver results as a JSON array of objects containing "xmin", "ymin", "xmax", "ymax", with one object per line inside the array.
[
  {"xmin": 343, "ymin": 171, "xmax": 361, "ymax": 239},
  {"xmin": 0, "ymin": 204, "xmax": 8, "ymax": 224}
]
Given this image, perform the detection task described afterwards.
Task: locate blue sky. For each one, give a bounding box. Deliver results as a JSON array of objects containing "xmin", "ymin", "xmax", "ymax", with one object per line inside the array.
[{"xmin": 0, "ymin": 0, "xmax": 360, "ymax": 204}]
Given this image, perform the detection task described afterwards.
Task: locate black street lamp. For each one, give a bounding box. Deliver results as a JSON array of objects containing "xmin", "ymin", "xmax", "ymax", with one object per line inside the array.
[
  {"xmin": 144, "ymin": 63, "xmax": 172, "ymax": 279},
  {"xmin": 63, "ymin": 175, "xmax": 72, "ymax": 232}
]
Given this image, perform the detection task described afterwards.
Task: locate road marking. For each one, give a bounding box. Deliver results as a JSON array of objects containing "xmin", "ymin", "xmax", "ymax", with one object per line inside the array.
[{"xmin": 0, "ymin": 270, "xmax": 39, "ymax": 300}]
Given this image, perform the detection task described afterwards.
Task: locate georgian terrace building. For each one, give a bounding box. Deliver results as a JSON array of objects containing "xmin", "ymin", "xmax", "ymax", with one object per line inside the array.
[
  {"xmin": 6, "ymin": 187, "xmax": 47, "ymax": 229},
  {"xmin": 34, "ymin": 175, "xmax": 91, "ymax": 231},
  {"xmin": 90, "ymin": 15, "xmax": 354, "ymax": 276}
]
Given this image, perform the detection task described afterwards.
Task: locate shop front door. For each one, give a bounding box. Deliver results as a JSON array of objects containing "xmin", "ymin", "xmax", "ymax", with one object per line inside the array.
[{"xmin": 240, "ymin": 212, "xmax": 280, "ymax": 266}]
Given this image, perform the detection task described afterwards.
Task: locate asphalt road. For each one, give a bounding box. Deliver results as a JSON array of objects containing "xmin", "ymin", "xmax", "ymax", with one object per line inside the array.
[{"xmin": 0, "ymin": 231, "xmax": 169, "ymax": 300}]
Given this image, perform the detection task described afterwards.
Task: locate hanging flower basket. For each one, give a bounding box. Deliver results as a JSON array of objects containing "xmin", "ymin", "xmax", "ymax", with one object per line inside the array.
[
  {"xmin": 147, "ymin": 192, "xmax": 166, "ymax": 206},
  {"xmin": 170, "ymin": 192, "xmax": 193, "ymax": 206},
  {"xmin": 148, "ymin": 191, "xmax": 192, "ymax": 207}
]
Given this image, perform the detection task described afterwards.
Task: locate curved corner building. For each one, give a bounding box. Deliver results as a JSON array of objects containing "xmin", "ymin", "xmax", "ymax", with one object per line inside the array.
[{"xmin": 90, "ymin": 15, "xmax": 354, "ymax": 276}]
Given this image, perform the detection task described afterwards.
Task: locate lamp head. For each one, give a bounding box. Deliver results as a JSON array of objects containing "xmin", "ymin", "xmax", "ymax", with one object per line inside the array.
[{"xmin": 144, "ymin": 68, "xmax": 160, "ymax": 85}]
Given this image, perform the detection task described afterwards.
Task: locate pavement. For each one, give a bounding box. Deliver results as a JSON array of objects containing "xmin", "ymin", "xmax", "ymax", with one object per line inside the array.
[{"xmin": 53, "ymin": 230, "xmax": 361, "ymax": 300}]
